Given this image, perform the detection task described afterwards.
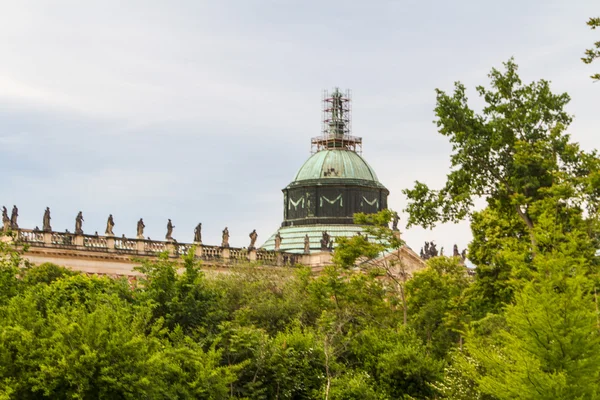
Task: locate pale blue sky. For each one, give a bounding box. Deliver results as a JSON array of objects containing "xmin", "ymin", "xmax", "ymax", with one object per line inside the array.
[{"xmin": 1, "ymin": 0, "xmax": 598, "ymax": 253}]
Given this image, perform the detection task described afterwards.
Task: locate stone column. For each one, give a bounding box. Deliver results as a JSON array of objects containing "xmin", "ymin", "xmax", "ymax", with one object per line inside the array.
[
  {"xmin": 221, "ymin": 247, "xmax": 230, "ymax": 260},
  {"xmin": 165, "ymin": 242, "xmax": 176, "ymax": 257},
  {"xmin": 195, "ymin": 244, "xmax": 203, "ymax": 258},
  {"xmin": 106, "ymin": 236, "xmax": 115, "ymax": 251},
  {"xmin": 74, "ymin": 235, "xmax": 84, "ymax": 246},
  {"xmin": 43, "ymin": 232, "xmax": 52, "ymax": 245},
  {"xmin": 136, "ymin": 239, "xmax": 145, "ymax": 253},
  {"xmin": 249, "ymin": 248, "xmax": 257, "ymax": 262},
  {"xmin": 277, "ymin": 252, "xmax": 283, "ymax": 267}
]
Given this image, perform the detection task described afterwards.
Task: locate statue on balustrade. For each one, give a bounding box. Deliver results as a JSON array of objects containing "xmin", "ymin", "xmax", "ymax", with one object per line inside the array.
[
  {"xmin": 453, "ymin": 244, "xmax": 460, "ymax": 257},
  {"xmin": 194, "ymin": 223, "xmax": 202, "ymax": 243},
  {"xmin": 105, "ymin": 214, "xmax": 115, "ymax": 236},
  {"xmin": 320, "ymin": 231, "xmax": 331, "ymax": 251},
  {"xmin": 392, "ymin": 211, "xmax": 399, "ymax": 231},
  {"xmin": 43, "ymin": 207, "xmax": 52, "ymax": 232},
  {"xmin": 75, "ymin": 211, "xmax": 84, "ymax": 235},
  {"xmin": 274, "ymin": 232, "xmax": 282, "ymax": 251},
  {"xmin": 249, "ymin": 229, "xmax": 258, "ymax": 249},
  {"xmin": 420, "ymin": 241, "xmax": 439, "ymax": 260},
  {"xmin": 222, "ymin": 227, "xmax": 230, "ymax": 248},
  {"xmin": 304, "ymin": 234, "xmax": 310, "ymax": 253},
  {"xmin": 10, "ymin": 205, "xmax": 19, "ymax": 230},
  {"xmin": 137, "ymin": 218, "xmax": 145, "ymax": 239},
  {"xmin": 166, "ymin": 219, "xmax": 175, "ymax": 241},
  {"xmin": 2, "ymin": 206, "xmax": 9, "ymax": 232}
]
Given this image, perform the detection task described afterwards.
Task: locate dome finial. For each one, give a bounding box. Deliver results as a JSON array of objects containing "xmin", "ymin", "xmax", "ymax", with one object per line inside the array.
[{"xmin": 311, "ymin": 88, "xmax": 362, "ymax": 154}]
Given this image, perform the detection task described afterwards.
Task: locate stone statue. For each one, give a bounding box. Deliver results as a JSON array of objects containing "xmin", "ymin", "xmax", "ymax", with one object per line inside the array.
[
  {"xmin": 43, "ymin": 207, "xmax": 52, "ymax": 232},
  {"xmin": 105, "ymin": 214, "xmax": 115, "ymax": 236},
  {"xmin": 453, "ymin": 244, "xmax": 460, "ymax": 257},
  {"xmin": 420, "ymin": 241, "xmax": 439, "ymax": 260},
  {"xmin": 391, "ymin": 211, "xmax": 399, "ymax": 231},
  {"xmin": 461, "ymin": 249, "xmax": 467, "ymax": 262},
  {"xmin": 222, "ymin": 227, "xmax": 230, "ymax": 248},
  {"xmin": 2, "ymin": 206, "xmax": 10, "ymax": 232},
  {"xmin": 194, "ymin": 223, "xmax": 202, "ymax": 243},
  {"xmin": 440, "ymin": 247, "xmax": 444, "ymax": 256},
  {"xmin": 74, "ymin": 211, "xmax": 84, "ymax": 235},
  {"xmin": 430, "ymin": 242, "xmax": 438, "ymax": 258},
  {"xmin": 274, "ymin": 232, "xmax": 282, "ymax": 251},
  {"xmin": 166, "ymin": 219, "xmax": 175, "ymax": 241},
  {"xmin": 137, "ymin": 218, "xmax": 145, "ymax": 238},
  {"xmin": 33, "ymin": 226, "xmax": 40, "ymax": 232},
  {"xmin": 320, "ymin": 231, "xmax": 331, "ymax": 251},
  {"xmin": 249, "ymin": 229, "xmax": 258, "ymax": 249},
  {"xmin": 10, "ymin": 205, "xmax": 18, "ymax": 230},
  {"xmin": 304, "ymin": 234, "xmax": 310, "ymax": 253}
]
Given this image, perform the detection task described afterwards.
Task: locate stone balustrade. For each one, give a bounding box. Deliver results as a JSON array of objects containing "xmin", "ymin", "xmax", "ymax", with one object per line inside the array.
[{"xmin": 8, "ymin": 228, "xmax": 300, "ymax": 267}]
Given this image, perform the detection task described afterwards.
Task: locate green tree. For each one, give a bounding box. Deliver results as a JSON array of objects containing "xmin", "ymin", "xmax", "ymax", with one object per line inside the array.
[
  {"xmin": 134, "ymin": 250, "xmax": 223, "ymax": 336},
  {"xmin": 403, "ymin": 59, "xmax": 599, "ymax": 241},
  {"xmin": 582, "ymin": 17, "xmax": 600, "ymax": 81},
  {"xmin": 333, "ymin": 209, "xmax": 409, "ymax": 325},
  {"xmin": 465, "ymin": 265, "xmax": 600, "ymax": 399},
  {"xmin": 406, "ymin": 256, "xmax": 471, "ymax": 357},
  {"xmin": 402, "ymin": 59, "xmax": 600, "ymax": 313}
]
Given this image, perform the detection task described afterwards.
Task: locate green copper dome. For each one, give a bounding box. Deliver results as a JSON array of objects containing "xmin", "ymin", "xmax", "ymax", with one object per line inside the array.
[{"xmin": 293, "ymin": 149, "xmax": 380, "ymax": 183}]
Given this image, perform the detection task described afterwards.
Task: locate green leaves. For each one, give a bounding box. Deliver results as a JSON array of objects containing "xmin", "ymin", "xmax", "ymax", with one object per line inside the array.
[
  {"xmin": 403, "ymin": 59, "xmax": 586, "ymax": 234},
  {"xmin": 582, "ymin": 17, "xmax": 600, "ymax": 81}
]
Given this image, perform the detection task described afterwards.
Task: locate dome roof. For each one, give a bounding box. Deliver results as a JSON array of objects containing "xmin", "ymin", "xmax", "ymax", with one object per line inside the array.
[{"xmin": 293, "ymin": 149, "xmax": 380, "ymax": 183}]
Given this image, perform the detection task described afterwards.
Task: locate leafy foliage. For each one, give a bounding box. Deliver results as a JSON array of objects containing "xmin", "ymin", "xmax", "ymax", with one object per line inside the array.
[{"xmin": 582, "ymin": 17, "xmax": 600, "ymax": 81}]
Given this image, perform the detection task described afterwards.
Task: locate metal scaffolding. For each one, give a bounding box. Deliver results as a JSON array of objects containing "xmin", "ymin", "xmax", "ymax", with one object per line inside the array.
[{"xmin": 311, "ymin": 88, "xmax": 363, "ymax": 154}]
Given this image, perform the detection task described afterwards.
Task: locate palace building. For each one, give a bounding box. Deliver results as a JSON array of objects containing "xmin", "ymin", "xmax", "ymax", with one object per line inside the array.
[
  {"xmin": 3, "ymin": 88, "xmax": 426, "ymax": 276},
  {"xmin": 262, "ymin": 88, "xmax": 390, "ymax": 253}
]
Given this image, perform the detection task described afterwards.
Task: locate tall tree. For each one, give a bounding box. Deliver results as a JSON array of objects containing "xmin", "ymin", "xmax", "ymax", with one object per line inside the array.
[
  {"xmin": 582, "ymin": 17, "xmax": 600, "ymax": 81},
  {"xmin": 403, "ymin": 59, "xmax": 599, "ymax": 240},
  {"xmin": 333, "ymin": 209, "xmax": 409, "ymax": 325}
]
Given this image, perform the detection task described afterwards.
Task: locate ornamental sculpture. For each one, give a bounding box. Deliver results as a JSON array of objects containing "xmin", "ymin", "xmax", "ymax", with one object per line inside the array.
[
  {"xmin": 274, "ymin": 232, "xmax": 282, "ymax": 251},
  {"xmin": 420, "ymin": 241, "xmax": 439, "ymax": 260},
  {"xmin": 222, "ymin": 227, "xmax": 230, "ymax": 248},
  {"xmin": 166, "ymin": 219, "xmax": 175, "ymax": 241},
  {"xmin": 453, "ymin": 244, "xmax": 460, "ymax": 257},
  {"xmin": 75, "ymin": 211, "xmax": 84, "ymax": 235},
  {"xmin": 391, "ymin": 211, "xmax": 399, "ymax": 231},
  {"xmin": 249, "ymin": 229, "xmax": 258, "ymax": 249},
  {"xmin": 2, "ymin": 206, "xmax": 9, "ymax": 232},
  {"xmin": 304, "ymin": 234, "xmax": 310, "ymax": 254},
  {"xmin": 10, "ymin": 205, "xmax": 19, "ymax": 230},
  {"xmin": 137, "ymin": 218, "xmax": 145, "ymax": 239},
  {"xmin": 194, "ymin": 223, "xmax": 202, "ymax": 243},
  {"xmin": 105, "ymin": 214, "xmax": 115, "ymax": 236},
  {"xmin": 320, "ymin": 231, "xmax": 331, "ymax": 251},
  {"xmin": 43, "ymin": 207, "xmax": 52, "ymax": 232}
]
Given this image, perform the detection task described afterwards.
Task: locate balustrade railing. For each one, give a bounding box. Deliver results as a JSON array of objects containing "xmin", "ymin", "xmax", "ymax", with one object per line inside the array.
[
  {"xmin": 201, "ymin": 245, "xmax": 221, "ymax": 260},
  {"xmin": 145, "ymin": 241, "xmax": 166, "ymax": 253},
  {"xmin": 10, "ymin": 228, "xmax": 302, "ymax": 267},
  {"xmin": 52, "ymin": 232, "xmax": 74, "ymax": 246},
  {"xmin": 18, "ymin": 230, "xmax": 44, "ymax": 243},
  {"xmin": 228, "ymin": 248, "xmax": 247, "ymax": 260},
  {"xmin": 84, "ymin": 235, "xmax": 108, "ymax": 249},
  {"xmin": 256, "ymin": 250, "xmax": 277, "ymax": 264},
  {"xmin": 176, "ymin": 243, "xmax": 193, "ymax": 257},
  {"xmin": 115, "ymin": 238, "xmax": 136, "ymax": 252}
]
